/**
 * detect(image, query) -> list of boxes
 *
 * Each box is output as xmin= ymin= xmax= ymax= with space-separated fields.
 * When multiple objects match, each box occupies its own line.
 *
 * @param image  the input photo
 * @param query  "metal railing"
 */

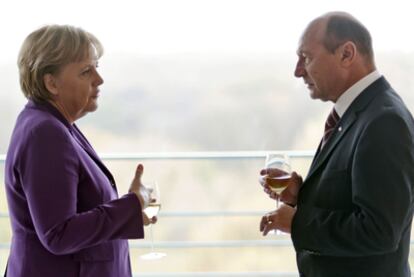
xmin=0 ymin=151 xmax=314 ymax=276
xmin=97 ymin=150 xmax=314 ymax=161
xmin=133 ymin=273 xmax=299 ymax=277
xmin=3 ymin=151 xmax=414 ymax=276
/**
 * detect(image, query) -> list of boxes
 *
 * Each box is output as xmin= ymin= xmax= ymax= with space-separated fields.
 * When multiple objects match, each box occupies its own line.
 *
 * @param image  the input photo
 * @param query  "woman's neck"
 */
xmin=48 ymin=100 xmax=75 ymax=124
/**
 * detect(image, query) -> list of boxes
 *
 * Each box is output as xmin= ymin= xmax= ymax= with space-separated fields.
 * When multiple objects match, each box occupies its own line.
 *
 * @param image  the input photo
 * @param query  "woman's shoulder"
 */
xmin=16 ymin=105 xmax=72 ymax=142
xmin=7 ymin=104 xmax=76 ymax=165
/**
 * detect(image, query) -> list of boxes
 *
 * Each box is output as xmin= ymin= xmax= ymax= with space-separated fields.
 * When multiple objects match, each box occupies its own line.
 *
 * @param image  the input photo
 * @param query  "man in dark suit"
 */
xmin=260 ymin=12 xmax=414 ymax=277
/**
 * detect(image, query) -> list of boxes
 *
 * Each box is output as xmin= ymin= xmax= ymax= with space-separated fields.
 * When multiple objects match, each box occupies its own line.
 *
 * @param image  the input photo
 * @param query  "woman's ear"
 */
xmin=43 ymin=73 xmax=59 ymax=96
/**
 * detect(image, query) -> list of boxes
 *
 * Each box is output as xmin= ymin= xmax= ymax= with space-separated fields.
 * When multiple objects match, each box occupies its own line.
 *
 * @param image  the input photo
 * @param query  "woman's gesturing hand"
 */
xmin=129 ymin=164 xmax=152 ymax=209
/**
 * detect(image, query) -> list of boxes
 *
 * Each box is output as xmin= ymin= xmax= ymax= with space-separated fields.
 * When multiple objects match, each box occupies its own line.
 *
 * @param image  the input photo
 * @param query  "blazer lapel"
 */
xmin=305 ymin=112 xmax=357 ymax=180
xmin=71 ymin=125 xmax=117 ymax=187
xmin=303 ymin=76 xmax=390 ymax=185
xmin=30 ymin=101 xmax=117 ymax=187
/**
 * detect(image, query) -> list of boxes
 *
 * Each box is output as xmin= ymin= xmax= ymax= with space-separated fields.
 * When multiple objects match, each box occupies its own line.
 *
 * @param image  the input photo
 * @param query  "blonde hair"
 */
xmin=18 ymin=25 xmax=104 ymax=102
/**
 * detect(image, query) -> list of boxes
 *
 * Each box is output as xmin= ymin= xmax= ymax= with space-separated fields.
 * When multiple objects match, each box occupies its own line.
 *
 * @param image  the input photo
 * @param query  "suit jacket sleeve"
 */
xmin=292 ymin=111 xmax=414 ymax=257
xmin=18 ymin=121 xmax=144 ymax=255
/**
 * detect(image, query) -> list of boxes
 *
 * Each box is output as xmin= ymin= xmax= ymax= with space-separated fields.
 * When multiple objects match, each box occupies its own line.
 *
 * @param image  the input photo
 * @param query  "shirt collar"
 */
xmin=334 ymin=70 xmax=381 ymax=117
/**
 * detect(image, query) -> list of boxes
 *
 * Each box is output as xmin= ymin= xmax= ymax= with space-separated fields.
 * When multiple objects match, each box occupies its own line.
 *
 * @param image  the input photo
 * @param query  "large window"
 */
xmin=1 ymin=0 xmax=414 ymax=275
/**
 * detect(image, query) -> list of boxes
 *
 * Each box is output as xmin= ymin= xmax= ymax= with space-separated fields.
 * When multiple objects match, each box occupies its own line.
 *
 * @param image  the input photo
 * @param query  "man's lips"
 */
xmin=305 ymin=82 xmax=314 ymax=89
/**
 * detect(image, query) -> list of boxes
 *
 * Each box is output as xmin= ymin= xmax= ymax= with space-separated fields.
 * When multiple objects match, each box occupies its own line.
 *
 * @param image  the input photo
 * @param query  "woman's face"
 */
xmin=48 ymin=48 xmax=104 ymax=122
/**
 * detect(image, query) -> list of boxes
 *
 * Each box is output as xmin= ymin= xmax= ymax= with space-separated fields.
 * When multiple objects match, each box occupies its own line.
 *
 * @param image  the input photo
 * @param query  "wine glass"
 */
xmin=140 ymin=181 xmax=166 ymax=260
xmin=264 ymin=153 xmax=292 ymax=234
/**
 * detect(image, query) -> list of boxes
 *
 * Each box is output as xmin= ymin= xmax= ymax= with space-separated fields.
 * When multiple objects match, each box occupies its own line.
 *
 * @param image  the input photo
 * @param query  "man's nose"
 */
xmin=294 ymin=60 xmax=305 ymax=78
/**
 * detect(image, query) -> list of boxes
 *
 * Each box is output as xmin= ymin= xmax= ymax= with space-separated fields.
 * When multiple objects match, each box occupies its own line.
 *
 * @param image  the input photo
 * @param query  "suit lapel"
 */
xmin=305 ymin=112 xmax=357 ymax=180
xmin=303 ymin=77 xmax=390 ymax=185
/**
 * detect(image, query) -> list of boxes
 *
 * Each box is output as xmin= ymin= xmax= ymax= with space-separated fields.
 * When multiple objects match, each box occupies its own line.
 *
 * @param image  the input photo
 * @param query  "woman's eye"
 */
xmin=81 ymin=68 xmax=91 ymax=75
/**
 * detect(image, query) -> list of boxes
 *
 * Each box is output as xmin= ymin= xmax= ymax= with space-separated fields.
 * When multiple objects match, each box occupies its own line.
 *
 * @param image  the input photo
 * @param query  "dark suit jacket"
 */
xmin=291 ymin=77 xmax=414 ymax=277
xmin=5 ymin=100 xmax=144 ymax=277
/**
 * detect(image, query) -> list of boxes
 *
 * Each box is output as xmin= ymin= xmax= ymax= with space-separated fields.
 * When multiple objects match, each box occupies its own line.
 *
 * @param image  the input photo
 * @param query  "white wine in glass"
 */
xmin=140 ymin=182 xmax=166 ymax=260
xmin=264 ymin=153 xmax=292 ymax=235
xmin=265 ymin=153 xmax=292 ymax=195
xmin=144 ymin=203 xmax=161 ymax=218
xmin=266 ymin=174 xmax=292 ymax=194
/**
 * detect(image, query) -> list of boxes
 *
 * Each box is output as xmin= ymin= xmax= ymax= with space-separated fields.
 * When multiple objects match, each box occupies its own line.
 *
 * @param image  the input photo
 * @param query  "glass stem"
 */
xmin=150 ymin=225 xmax=155 ymax=252
xmin=275 ymin=198 xmax=281 ymax=235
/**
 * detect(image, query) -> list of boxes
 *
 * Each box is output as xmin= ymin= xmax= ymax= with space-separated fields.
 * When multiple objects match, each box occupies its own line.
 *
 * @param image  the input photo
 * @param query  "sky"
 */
xmin=1 ymin=0 xmax=413 ymax=64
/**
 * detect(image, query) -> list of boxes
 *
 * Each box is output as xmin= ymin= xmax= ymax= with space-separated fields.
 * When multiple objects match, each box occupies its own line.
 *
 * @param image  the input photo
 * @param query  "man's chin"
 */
xmin=309 ymin=89 xmax=318 ymax=99
xmin=310 ymin=92 xmax=331 ymax=102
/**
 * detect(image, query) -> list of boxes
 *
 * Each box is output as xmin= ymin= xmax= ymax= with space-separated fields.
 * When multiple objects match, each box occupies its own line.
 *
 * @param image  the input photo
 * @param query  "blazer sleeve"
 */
xmin=18 ymin=121 xmax=144 ymax=255
xmin=292 ymin=111 xmax=414 ymax=257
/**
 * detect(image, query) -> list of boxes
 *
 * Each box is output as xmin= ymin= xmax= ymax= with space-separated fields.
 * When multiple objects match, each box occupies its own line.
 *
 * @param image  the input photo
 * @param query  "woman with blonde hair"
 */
xmin=4 ymin=25 xmax=155 ymax=277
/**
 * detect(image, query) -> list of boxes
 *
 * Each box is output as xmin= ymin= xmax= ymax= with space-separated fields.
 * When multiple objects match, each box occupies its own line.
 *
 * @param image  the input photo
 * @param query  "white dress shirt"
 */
xmin=334 ymin=70 xmax=382 ymax=117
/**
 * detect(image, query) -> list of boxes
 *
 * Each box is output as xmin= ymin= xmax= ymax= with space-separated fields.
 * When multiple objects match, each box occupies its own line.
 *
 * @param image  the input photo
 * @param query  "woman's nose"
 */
xmin=94 ymin=71 xmax=104 ymax=86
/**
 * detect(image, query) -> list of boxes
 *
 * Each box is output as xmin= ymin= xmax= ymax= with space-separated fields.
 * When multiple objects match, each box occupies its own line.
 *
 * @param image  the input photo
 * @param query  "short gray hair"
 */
xmin=18 ymin=25 xmax=103 ymax=102
xmin=323 ymin=13 xmax=374 ymax=61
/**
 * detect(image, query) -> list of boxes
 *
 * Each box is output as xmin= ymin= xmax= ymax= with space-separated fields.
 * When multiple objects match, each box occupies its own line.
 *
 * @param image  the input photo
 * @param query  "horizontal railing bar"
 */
xmin=133 ymin=275 xmax=414 ymax=277
xmin=129 ymin=240 xmax=293 ymax=248
xmin=0 ymin=240 xmax=293 ymax=250
xmin=133 ymin=272 xmax=299 ymax=277
xmin=101 ymin=151 xmax=314 ymax=160
xmin=3 ymin=239 xmax=414 ymax=250
xmin=0 ymin=150 xmax=315 ymax=162
xmin=0 ymin=211 xmax=273 ymax=218
xmin=0 ymin=240 xmax=292 ymax=249
xmin=155 ymin=211 xmax=268 ymax=217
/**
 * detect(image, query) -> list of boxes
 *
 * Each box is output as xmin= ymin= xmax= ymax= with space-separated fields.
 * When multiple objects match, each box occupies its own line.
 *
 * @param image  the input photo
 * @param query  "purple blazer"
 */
xmin=4 ymin=100 xmax=144 ymax=277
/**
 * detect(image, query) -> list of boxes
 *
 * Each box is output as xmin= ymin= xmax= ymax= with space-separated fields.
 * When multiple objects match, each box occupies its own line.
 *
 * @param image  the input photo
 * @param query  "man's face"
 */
xmin=294 ymin=20 xmax=342 ymax=102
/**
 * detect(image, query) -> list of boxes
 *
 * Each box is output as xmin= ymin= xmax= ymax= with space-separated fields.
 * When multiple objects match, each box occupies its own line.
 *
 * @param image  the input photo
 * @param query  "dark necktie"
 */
xmin=322 ymin=108 xmax=340 ymax=148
